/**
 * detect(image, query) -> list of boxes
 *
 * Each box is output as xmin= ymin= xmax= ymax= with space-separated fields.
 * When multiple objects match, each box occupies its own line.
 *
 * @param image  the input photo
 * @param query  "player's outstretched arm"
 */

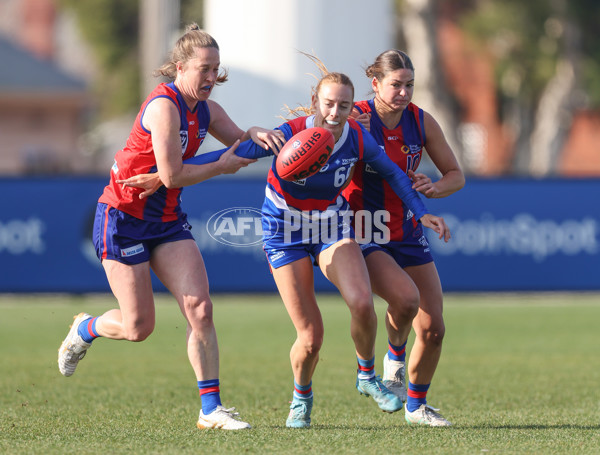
xmin=246 ymin=127 xmax=286 ymax=153
xmin=116 ymin=139 xmax=274 ymax=198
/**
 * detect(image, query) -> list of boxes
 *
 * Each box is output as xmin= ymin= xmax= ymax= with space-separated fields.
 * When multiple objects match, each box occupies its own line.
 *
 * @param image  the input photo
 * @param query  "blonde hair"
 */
xmin=154 ymin=23 xmax=228 ymax=84
xmin=284 ymin=51 xmax=355 ymax=118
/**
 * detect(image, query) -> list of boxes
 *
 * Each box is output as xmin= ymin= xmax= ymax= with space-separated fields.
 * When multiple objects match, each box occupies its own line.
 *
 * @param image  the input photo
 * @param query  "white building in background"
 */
xmin=203 ymin=0 xmax=394 ymax=174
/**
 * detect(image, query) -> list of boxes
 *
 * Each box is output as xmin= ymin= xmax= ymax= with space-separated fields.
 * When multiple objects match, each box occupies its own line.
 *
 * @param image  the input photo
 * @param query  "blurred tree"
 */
xmin=59 ymin=0 xmax=140 ymax=120
xmin=566 ymin=1 xmax=600 ymax=106
xmin=457 ymin=0 xmax=583 ymax=175
xmin=398 ymin=0 xmax=598 ymax=176
xmin=59 ymin=0 xmax=203 ymax=120
xmin=181 ymin=0 xmax=204 ymax=25
xmin=394 ymin=0 xmax=463 ymax=176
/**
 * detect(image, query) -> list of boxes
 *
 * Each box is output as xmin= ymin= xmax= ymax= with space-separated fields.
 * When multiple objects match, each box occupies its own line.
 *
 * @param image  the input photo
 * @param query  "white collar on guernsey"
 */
xmin=306 ymin=115 xmax=349 ymax=155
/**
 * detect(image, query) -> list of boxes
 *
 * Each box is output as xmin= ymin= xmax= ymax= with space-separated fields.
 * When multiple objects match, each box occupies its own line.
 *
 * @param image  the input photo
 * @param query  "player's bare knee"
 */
xmin=184 ymin=295 xmax=214 ymax=326
xmin=301 ymin=335 xmax=323 ymax=356
xmin=345 ymin=289 xmax=374 ymax=319
xmin=384 ymin=284 xmax=420 ymax=320
xmin=125 ymin=323 xmax=154 ymax=342
xmin=298 ymin=326 xmax=324 ymax=355
xmin=388 ymin=294 xmax=419 ymax=322
xmin=351 ymin=303 xmax=377 ymax=326
xmin=422 ymin=324 xmax=446 ymax=347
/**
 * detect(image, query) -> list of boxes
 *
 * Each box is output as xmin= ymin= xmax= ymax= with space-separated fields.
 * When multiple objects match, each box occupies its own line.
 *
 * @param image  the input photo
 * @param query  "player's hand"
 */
xmin=419 ymin=213 xmax=451 ymax=242
xmin=218 ymin=140 xmax=258 ymax=174
xmin=116 ymin=173 xmax=163 ymax=199
xmin=249 ymin=127 xmax=286 ymax=154
xmin=408 ymin=170 xmax=439 ymax=198
xmin=350 ymin=108 xmax=371 ymax=132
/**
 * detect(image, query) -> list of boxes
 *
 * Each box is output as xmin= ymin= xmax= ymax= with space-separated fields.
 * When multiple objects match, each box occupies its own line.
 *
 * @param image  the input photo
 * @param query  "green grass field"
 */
xmin=1 ymin=292 xmax=599 ymax=454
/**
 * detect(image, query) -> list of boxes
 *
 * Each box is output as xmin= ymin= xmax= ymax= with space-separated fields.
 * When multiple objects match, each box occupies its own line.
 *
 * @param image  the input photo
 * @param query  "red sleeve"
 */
xmin=285 ymin=116 xmax=309 ymax=136
xmin=353 ymin=100 xmax=372 ymax=115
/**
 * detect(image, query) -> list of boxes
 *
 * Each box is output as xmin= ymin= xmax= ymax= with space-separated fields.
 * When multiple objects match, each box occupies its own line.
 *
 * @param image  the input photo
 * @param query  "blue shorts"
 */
xmin=359 ymin=224 xmax=433 ymax=268
xmin=93 ymin=202 xmax=194 ymax=265
xmin=263 ymin=211 xmax=354 ymax=269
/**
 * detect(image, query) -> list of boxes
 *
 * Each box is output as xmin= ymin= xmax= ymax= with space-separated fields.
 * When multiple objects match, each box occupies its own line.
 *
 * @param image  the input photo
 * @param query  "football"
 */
xmin=276 ymin=127 xmax=335 ymax=181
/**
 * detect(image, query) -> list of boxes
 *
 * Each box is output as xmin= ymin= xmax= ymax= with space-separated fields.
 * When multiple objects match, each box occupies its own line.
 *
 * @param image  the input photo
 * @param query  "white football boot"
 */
xmin=197 ymin=406 xmax=251 ymax=430
xmin=382 ymin=353 xmax=407 ymax=402
xmin=405 ymin=404 xmax=452 ymax=427
xmin=58 ymin=312 xmax=92 ymax=377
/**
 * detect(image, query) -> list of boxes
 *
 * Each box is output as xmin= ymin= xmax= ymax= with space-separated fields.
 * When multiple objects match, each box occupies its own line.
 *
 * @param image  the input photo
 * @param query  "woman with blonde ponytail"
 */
xmin=57 ymin=23 xmax=283 ymax=431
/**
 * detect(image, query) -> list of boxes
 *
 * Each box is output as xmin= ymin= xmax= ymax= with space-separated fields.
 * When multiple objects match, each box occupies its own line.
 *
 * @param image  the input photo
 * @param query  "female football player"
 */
xmin=253 ymin=68 xmax=448 ymax=429
xmin=346 ymin=49 xmax=465 ymax=426
xmin=57 ymin=23 xmax=284 ymax=431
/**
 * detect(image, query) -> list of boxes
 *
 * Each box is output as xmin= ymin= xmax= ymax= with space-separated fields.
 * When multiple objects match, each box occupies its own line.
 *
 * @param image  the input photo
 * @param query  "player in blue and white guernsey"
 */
xmin=261 ymin=68 xmax=450 ymax=429
xmin=56 ymin=24 xmax=284 ymax=431
xmin=345 ymin=50 xmax=465 ymax=427
xmin=257 ymin=69 xmax=449 ymax=430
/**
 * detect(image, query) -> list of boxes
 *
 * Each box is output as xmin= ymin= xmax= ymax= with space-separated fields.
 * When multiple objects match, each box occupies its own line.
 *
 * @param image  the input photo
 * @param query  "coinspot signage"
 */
xmin=0 ymin=177 xmax=598 ymax=292
xmin=423 ymin=178 xmax=599 ymax=291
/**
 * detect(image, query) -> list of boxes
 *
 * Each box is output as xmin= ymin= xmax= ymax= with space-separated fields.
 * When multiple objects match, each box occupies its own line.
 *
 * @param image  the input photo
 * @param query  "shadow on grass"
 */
xmin=265 ymin=423 xmax=600 ymax=431
xmin=458 ymin=424 xmax=600 ymax=430
xmin=265 ymin=424 xmax=417 ymax=431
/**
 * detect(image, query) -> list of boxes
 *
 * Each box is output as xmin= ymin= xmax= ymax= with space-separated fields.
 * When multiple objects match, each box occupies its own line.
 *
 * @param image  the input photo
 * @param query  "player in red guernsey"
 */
xmin=345 ymin=50 xmax=465 ymax=426
xmin=57 ymin=24 xmax=283 ymax=431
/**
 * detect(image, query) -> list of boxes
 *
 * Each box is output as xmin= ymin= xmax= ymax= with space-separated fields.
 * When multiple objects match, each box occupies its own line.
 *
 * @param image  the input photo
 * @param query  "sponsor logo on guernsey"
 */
xmin=406 ymin=209 xmax=414 ymax=220
xmin=388 ymin=136 xmax=398 ymax=140
xmin=180 ymin=130 xmax=189 ymax=154
xmin=121 ymin=243 xmax=145 ymax=257
xmin=111 ymin=160 xmax=119 ymax=174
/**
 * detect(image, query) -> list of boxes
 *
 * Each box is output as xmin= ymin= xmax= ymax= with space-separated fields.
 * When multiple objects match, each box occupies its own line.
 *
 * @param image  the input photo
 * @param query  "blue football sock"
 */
xmin=387 ymin=340 xmax=406 ymax=362
xmin=406 ymin=381 xmax=430 ymax=412
xmin=357 ymin=356 xmax=376 ymax=381
xmin=77 ymin=316 xmax=101 ymax=343
xmin=198 ymin=379 xmax=222 ymax=415
xmin=292 ymin=380 xmax=313 ymax=401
